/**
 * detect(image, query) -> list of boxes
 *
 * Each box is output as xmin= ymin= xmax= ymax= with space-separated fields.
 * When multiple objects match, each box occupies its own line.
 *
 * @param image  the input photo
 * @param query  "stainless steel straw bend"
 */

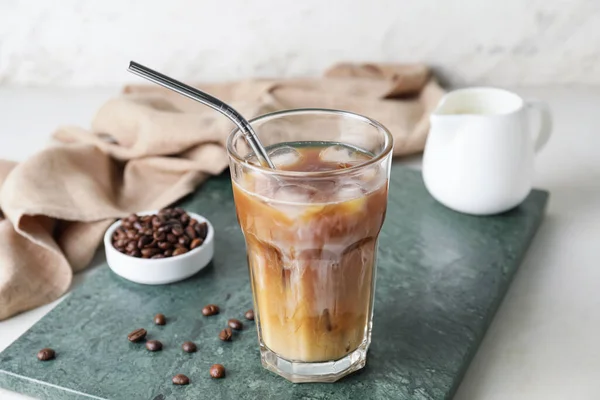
xmin=128 ymin=61 xmax=276 ymax=169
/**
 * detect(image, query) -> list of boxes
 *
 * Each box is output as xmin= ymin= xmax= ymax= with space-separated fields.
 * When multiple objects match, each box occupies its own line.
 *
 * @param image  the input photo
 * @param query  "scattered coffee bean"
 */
xmin=112 ymin=208 xmax=209 ymax=259
xmin=172 ymin=374 xmax=190 ymax=385
xmin=182 ymin=341 xmax=197 ymax=353
xmin=210 ymin=364 xmax=226 ymax=379
xmin=228 ymin=319 xmax=243 ymax=331
xmin=146 ymin=340 xmax=163 ymax=351
xmin=245 ymin=309 xmax=255 ymax=321
xmin=219 ymin=327 xmax=233 ymax=342
xmin=202 ymin=304 xmax=219 ymax=316
xmin=37 ymin=348 xmax=55 ymax=361
xmin=154 ymin=313 xmax=166 ymax=325
xmin=127 ymin=328 xmax=147 ymax=342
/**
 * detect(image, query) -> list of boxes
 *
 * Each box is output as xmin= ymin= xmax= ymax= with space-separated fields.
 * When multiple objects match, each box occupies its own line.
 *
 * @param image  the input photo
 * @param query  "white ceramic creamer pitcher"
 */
xmin=423 ymin=87 xmax=552 ymax=215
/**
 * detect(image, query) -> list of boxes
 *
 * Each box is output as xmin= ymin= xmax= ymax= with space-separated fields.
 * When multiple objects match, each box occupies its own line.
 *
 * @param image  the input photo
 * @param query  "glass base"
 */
xmin=260 ymin=340 xmax=369 ymax=383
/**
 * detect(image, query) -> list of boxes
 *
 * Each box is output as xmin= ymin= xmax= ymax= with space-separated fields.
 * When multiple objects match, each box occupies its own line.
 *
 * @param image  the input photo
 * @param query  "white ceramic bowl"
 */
xmin=104 ymin=210 xmax=214 ymax=285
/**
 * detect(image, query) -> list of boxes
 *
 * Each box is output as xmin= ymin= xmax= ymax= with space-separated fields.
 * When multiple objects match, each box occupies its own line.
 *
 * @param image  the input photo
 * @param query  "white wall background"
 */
xmin=1 ymin=0 xmax=600 ymax=86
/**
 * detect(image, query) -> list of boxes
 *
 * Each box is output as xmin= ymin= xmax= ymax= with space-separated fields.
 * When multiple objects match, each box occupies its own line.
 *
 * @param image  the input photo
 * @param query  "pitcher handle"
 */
xmin=526 ymin=100 xmax=553 ymax=152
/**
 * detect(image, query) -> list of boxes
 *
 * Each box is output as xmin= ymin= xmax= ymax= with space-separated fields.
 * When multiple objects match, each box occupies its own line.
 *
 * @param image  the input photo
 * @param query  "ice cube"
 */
xmin=335 ymin=183 xmax=366 ymax=201
xmin=319 ymin=145 xmax=355 ymax=164
xmin=272 ymin=184 xmax=318 ymax=204
xmin=268 ymin=146 xmax=303 ymax=168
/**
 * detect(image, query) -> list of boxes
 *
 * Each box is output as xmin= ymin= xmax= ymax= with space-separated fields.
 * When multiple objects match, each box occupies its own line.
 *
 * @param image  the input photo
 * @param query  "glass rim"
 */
xmin=226 ymin=108 xmax=394 ymax=178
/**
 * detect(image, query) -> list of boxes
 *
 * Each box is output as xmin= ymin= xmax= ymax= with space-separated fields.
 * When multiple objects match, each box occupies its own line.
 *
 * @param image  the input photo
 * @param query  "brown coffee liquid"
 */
xmin=232 ymin=143 xmax=387 ymax=362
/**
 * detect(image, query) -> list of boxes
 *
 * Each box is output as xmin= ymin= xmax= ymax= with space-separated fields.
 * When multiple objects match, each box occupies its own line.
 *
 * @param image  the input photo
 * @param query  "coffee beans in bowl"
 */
xmin=111 ymin=208 xmax=209 ymax=259
xmin=104 ymin=209 xmax=215 ymax=285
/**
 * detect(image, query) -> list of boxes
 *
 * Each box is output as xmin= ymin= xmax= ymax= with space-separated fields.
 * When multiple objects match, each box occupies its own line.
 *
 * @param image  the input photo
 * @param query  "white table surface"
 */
xmin=0 ymin=86 xmax=599 ymax=400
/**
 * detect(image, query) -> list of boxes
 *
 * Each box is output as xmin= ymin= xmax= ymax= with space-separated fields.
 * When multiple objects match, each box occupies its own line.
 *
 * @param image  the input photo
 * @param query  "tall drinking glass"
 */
xmin=226 ymin=109 xmax=393 ymax=383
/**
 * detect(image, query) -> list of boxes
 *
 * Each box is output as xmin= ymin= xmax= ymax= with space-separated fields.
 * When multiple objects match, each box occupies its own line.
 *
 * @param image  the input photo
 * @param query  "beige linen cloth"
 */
xmin=0 ymin=63 xmax=444 ymax=320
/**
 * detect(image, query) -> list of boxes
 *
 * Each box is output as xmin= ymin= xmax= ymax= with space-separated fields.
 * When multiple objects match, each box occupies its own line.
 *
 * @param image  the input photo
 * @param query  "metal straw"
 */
xmin=128 ymin=61 xmax=276 ymax=169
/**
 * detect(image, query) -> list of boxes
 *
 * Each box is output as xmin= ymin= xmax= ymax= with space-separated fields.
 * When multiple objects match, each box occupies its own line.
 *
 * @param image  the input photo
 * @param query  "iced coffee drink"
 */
xmin=227 ymin=110 xmax=393 ymax=383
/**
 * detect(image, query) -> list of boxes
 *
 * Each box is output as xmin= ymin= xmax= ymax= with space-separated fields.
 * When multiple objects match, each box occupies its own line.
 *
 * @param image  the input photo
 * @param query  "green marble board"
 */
xmin=0 ymin=166 xmax=548 ymax=400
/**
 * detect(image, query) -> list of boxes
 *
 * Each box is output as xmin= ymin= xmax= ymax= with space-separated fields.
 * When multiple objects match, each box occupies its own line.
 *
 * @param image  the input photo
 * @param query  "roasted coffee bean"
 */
xmin=126 ymin=241 xmax=137 ymax=252
xmin=202 ymin=304 xmax=219 ymax=316
xmin=158 ymin=241 xmax=172 ymax=250
xmin=151 ymin=216 xmax=162 ymax=227
xmin=143 ymin=228 xmax=153 ymax=236
xmin=145 ymin=239 xmax=158 ymax=248
xmin=146 ymin=340 xmax=163 ymax=351
xmin=133 ymin=221 xmax=143 ymax=231
xmin=153 ymin=231 xmax=166 ymax=241
xmin=171 ymin=226 xmax=184 ymax=236
xmin=174 ymin=207 xmax=185 ymax=215
xmin=154 ymin=313 xmax=166 ymax=325
xmin=157 ymin=225 xmax=170 ymax=233
xmin=167 ymin=233 xmax=178 ymax=244
xmin=163 ymin=249 xmax=173 ymax=257
xmin=172 ymin=374 xmax=190 ymax=385
xmin=210 ymin=364 xmax=226 ymax=379
xmin=114 ymin=239 xmax=127 ymax=249
xmin=141 ymin=248 xmax=160 ymax=258
xmin=180 ymin=213 xmax=190 ymax=225
xmin=121 ymin=220 xmax=133 ymax=229
xmin=178 ymin=236 xmax=190 ymax=246
xmin=182 ymin=341 xmax=197 ymax=353
xmin=137 ymin=235 xmax=152 ymax=248
xmin=127 ymin=328 xmax=147 ymax=342
xmin=245 ymin=309 xmax=255 ymax=321
xmin=190 ymin=238 xmax=204 ymax=250
xmin=219 ymin=327 xmax=233 ymax=342
xmin=151 ymin=254 xmax=165 ymax=259
xmin=127 ymin=214 xmax=139 ymax=222
xmin=172 ymin=247 xmax=188 ymax=256
xmin=189 ymin=218 xmax=198 ymax=227
xmin=37 ymin=348 xmax=55 ymax=361
xmin=126 ymin=230 xmax=137 ymax=239
xmin=227 ymin=319 xmax=243 ymax=331
xmin=129 ymin=249 xmax=142 ymax=258
xmin=195 ymin=222 xmax=208 ymax=239
xmin=185 ymin=226 xmax=197 ymax=239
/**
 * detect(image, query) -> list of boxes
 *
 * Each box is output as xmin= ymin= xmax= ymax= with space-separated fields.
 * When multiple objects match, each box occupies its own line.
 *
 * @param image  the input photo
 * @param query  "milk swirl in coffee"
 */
xmin=232 ymin=142 xmax=388 ymax=362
